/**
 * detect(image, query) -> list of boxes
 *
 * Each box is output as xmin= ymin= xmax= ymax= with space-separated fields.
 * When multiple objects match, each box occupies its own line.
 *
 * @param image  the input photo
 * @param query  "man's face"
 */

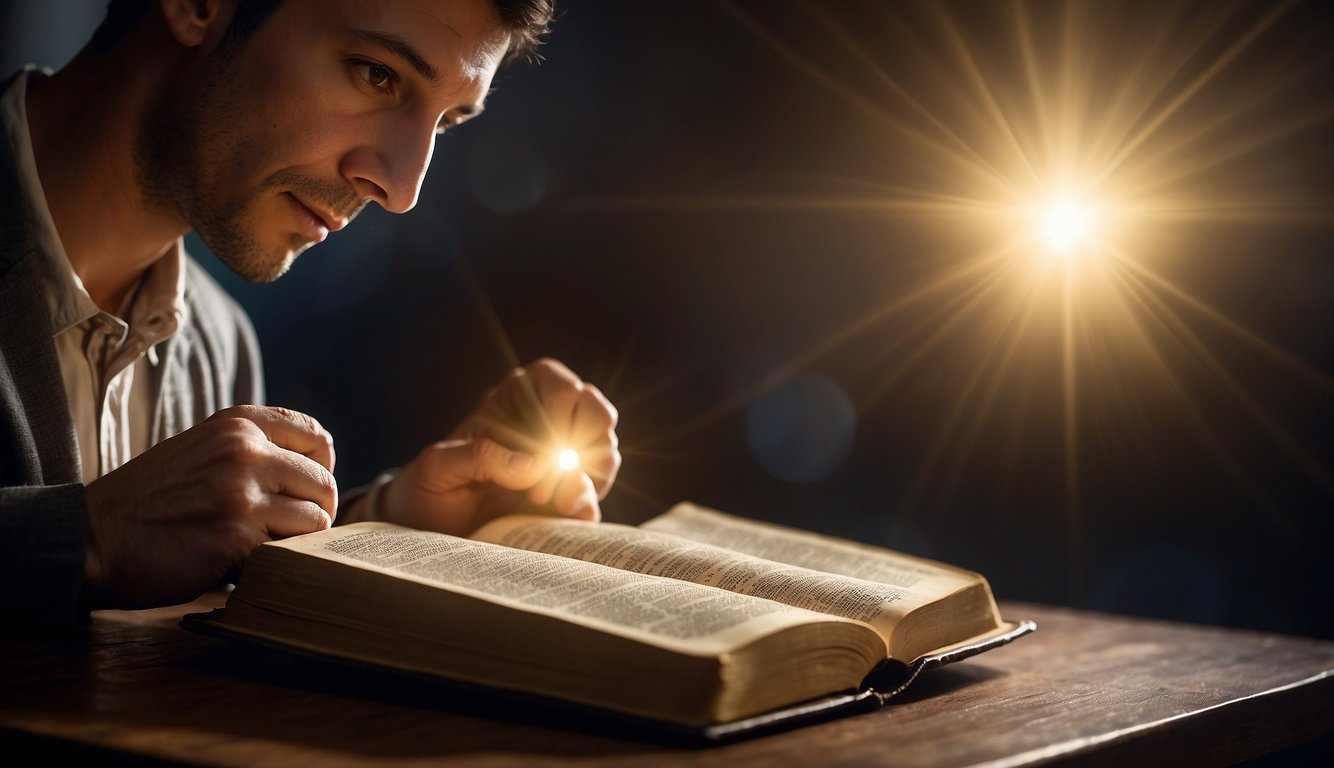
xmin=137 ymin=0 xmax=510 ymax=282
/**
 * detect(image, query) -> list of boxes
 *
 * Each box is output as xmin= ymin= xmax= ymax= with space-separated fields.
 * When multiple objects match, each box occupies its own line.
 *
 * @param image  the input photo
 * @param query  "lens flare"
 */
xmin=550 ymin=1 xmax=1334 ymax=559
xmin=1043 ymin=198 xmax=1095 ymax=255
xmin=555 ymin=448 xmax=581 ymax=472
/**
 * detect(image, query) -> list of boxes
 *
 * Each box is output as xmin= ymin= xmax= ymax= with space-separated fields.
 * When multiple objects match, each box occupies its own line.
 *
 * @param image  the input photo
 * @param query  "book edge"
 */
xmin=179 ymin=610 xmax=1036 ymax=744
xmin=916 ymin=618 xmax=1038 ymax=670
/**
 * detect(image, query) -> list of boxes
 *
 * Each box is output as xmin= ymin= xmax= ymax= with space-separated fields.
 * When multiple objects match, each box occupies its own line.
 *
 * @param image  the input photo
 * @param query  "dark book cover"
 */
xmin=181 ymin=609 xmax=1035 ymax=746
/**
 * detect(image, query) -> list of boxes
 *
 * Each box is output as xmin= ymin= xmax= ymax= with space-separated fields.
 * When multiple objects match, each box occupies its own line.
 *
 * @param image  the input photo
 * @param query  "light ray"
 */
xmin=1094 ymin=0 xmax=1300 ymax=187
xmin=642 ymin=248 xmax=1016 ymax=448
xmin=1081 ymin=3 xmax=1196 ymax=174
xmin=1114 ymin=251 xmax=1334 ymax=395
xmin=897 ymin=266 xmax=1047 ymax=516
xmin=1097 ymin=254 xmax=1279 ymax=508
xmin=454 ymin=256 xmax=567 ymax=453
xmin=562 ymin=193 xmax=1012 ymax=217
xmin=924 ymin=2 xmax=1043 ymax=188
xmin=1108 ymin=250 xmax=1334 ymax=494
xmin=544 ymin=0 xmax=1334 ymax=531
xmin=856 ymin=248 xmax=1023 ymax=411
xmin=1122 ymin=105 xmax=1334 ymax=202
xmin=1061 ymin=249 xmax=1083 ymax=603
xmin=1010 ymin=0 xmax=1053 ymax=167
xmin=716 ymin=0 xmax=1020 ymax=199
xmin=801 ymin=2 xmax=1040 ymax=189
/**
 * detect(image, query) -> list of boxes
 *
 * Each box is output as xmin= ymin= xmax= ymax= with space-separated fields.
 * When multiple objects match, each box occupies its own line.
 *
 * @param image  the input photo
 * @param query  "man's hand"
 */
xmin=83 ymin=405 xmax=338 ymax=610
xmin=378 ymin=358 xmax=621 ymax=536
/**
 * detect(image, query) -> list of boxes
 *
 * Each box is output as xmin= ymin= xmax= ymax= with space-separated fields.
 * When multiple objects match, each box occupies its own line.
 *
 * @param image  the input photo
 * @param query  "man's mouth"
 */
xmin=285 ymin=193 xmax=331 ymax=244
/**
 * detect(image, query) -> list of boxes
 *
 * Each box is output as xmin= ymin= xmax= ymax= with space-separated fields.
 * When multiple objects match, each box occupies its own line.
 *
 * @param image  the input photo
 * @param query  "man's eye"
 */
xmin=353 ymin=61 xmax=396 ymax=93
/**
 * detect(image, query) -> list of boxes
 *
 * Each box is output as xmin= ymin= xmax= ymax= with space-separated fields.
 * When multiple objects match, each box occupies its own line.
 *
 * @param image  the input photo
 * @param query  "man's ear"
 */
xmin=157 ymin=0 xmax=230 ymax=47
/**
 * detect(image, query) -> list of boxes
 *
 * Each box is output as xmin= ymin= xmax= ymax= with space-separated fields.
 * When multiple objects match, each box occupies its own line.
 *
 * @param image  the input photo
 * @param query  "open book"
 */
xmin=183 ymin=503 xmax=1034 ymax=742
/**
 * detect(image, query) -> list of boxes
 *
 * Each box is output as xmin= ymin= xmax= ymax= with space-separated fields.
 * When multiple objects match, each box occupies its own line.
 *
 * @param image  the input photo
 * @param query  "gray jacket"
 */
xmin=0 ymin=71 xmax=264 ymax=626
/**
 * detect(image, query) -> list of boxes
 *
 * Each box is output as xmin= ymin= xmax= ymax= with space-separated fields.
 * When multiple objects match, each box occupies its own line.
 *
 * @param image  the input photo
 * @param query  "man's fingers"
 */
xmin=570 ymin=383 xmax=618 ymax=445
xmin=423 ymin=437 xmax=596 ymax=517
xmin=525 ymin=363 xmax=615 ymax=446
xmin=258 ymin=496 xmax=335 ymax=538
xmin=581 ymin=441 xmax=621 ymax=499
xmin=570 ymin=384 xmax=620 ymax=498
xmin=531 ymin=362 xmax=583 ymax=434
xmin=498 ymin=359 xmax=582 ymax=445
xmin=465 ymin=360 xmax=620 ymax=503
xmin=424 ymin=438 xmax=545 ymax=492
xmin=215 ymin=404 xmax=337 ymax=473
xmin=527 ymin=468 xmax=561 ymax=507
xmin=525 ymin=368 xmax=620 ymax=493
xmin=524 ymin=357 xmax=580 ymax=387
xmin=264 ymin=449 xmax=340 ymax=523
xmin=552 ymin=471 xmax=600 ymax=522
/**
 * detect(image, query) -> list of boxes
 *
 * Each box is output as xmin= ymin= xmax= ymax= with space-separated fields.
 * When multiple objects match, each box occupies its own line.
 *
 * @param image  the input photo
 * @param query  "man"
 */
xmin=0 ymin=0 xmax=621 ymax=627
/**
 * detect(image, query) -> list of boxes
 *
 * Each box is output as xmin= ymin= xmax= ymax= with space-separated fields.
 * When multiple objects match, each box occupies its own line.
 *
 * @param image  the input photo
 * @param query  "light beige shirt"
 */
xmin=2 ymin=66 xmax=186 ymax=484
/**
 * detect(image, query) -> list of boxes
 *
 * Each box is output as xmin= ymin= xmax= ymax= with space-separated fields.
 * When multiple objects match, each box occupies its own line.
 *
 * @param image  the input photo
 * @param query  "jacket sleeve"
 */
xmin=0 ymin=483 xmax=91 ymax=628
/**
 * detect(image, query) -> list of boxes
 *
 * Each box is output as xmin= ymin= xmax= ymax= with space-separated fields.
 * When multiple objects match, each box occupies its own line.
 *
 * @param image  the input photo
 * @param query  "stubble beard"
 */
xmin=133 ymin=44 xmax=299 ymax=284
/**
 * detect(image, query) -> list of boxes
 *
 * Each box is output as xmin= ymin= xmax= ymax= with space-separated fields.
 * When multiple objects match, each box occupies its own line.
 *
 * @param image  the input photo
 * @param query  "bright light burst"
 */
xmin=1042 ymin=198 xmax=1095 ymax=256
xmin=555 ymin=447 xmax=581 ymax=472
xmin=589 ymin=0 xmax=1334 ymax=567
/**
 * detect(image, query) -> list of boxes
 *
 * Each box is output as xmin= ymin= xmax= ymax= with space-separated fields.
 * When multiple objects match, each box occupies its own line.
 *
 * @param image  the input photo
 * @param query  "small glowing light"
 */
xmin=555 ymin=448 xmax=581 ymax=472
xmin=1043 ymin=198 xmax=1094 ymax=254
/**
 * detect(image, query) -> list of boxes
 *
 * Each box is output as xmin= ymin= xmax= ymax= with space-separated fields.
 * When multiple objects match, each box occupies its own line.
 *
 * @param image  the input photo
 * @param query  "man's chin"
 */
xmin=206 ymin=235 xmax=308 ymax=284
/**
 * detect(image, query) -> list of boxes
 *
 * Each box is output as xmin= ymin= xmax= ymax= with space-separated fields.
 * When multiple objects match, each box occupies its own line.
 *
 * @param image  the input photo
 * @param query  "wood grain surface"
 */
xmin=2 ymin=594 xmax=1330 ymax=767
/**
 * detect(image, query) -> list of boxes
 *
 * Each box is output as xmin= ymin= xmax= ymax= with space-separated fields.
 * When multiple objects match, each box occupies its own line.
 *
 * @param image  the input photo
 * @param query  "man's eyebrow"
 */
xmin=340 ymin=26 xmax=440 ymax=84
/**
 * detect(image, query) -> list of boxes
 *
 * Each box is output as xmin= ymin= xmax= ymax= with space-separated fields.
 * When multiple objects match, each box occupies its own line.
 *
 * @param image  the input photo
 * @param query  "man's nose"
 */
xmin=340 ymin=120 xmax=436 ymax=214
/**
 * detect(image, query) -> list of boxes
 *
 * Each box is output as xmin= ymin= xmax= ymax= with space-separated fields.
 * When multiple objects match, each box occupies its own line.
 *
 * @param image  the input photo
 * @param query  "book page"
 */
xmin=267 ymin=523 xmax=841 ymax=654
xmin=474 ymin=515 xmax=921 ymax=643
xmin=640 ymin=503 xmax=981 ymax=594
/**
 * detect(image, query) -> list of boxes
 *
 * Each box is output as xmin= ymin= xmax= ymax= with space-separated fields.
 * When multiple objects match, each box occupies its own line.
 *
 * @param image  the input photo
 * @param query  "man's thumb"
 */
xmin=430 ymin=438 xmax=543 ymax=491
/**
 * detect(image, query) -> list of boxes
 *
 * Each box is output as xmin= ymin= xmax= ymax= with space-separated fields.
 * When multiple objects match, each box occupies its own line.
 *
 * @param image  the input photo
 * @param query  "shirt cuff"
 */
xmin=357 ymin=471 xmax=397 ymax=522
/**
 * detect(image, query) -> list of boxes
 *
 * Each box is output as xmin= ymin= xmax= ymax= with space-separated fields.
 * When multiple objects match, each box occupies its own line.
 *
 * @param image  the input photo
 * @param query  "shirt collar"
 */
xmin=1 ymin=66 xmax=186 ymax=347
xmin=125 ymin=238 xmax=187 ymax=358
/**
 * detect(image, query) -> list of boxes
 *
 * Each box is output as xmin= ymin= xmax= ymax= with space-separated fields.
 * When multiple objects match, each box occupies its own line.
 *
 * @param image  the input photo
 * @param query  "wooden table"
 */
xmin=2 ymin=594 xmax=1330 ymax=767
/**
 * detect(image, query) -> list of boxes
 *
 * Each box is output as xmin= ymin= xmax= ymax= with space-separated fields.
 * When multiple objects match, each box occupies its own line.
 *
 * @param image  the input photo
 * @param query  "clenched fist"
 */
xmin=83 ymin=405 xmax=337 ymax=609
xmin=370 ymin=358 xmax=622 ymax=536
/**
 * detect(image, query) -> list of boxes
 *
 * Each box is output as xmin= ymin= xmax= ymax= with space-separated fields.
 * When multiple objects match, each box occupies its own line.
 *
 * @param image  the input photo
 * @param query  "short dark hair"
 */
xmin=492 ymin=0 xmax=555 ymax=63
xmin=90 ymin=0 xmax=554 ymax=63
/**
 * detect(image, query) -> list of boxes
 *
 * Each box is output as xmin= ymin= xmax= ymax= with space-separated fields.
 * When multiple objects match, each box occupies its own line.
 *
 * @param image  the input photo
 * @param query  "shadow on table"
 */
xmin=172 ymin=636 xmax=1011 ymax=755
xmin=888 ymin=663 xmax=1009 ymax=704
